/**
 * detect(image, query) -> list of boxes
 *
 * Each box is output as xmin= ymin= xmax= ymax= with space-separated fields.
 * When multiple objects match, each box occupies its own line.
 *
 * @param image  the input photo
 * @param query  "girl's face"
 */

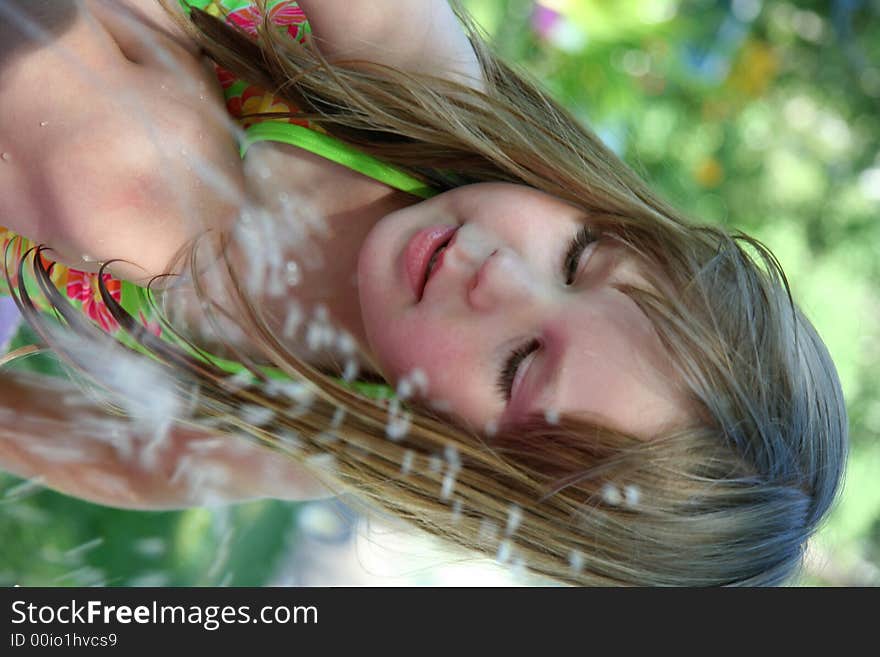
xmin=357 ymin=183 xmax=688 ymax=436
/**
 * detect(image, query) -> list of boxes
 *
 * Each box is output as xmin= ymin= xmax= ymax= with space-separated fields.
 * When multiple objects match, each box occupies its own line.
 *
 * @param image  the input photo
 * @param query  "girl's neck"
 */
xmin=184 ymin=139 xmax=418 ymax=378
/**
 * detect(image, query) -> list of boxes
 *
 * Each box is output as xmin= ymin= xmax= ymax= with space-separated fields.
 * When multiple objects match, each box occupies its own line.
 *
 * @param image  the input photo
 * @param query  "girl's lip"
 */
xmin=404 ymin=225 xmax=459 ymax=301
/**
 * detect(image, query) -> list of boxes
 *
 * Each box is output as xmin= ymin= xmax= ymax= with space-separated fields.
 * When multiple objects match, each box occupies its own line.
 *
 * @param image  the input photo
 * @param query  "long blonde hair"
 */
xmin=8 ymin=0 xmax=847 ymax=585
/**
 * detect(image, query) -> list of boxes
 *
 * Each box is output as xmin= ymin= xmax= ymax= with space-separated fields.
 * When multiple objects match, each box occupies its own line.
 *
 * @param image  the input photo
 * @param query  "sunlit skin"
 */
xmin=0 ymin=2 xmax=697 ymax=509
xmin=356 ymin=183 xmax=690 ymax=437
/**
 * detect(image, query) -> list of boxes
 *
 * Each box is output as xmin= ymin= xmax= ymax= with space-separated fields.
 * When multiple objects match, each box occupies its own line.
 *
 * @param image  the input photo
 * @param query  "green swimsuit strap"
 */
xmin=240 ymin=122 xmax=438 ymax=200
xmin=118 ymin=282 xmax=394 ymax=399
xmin=118 ymin=123 xmax=436 ymax=399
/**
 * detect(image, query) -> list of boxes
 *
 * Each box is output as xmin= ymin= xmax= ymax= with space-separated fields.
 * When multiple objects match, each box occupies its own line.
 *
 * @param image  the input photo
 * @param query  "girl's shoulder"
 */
xmin=0 ymin=0 xmax=245 ymax=284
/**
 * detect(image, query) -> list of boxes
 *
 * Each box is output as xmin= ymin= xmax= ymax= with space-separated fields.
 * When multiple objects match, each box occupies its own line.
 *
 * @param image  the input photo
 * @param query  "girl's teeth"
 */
xmin=427 ymin=245 xmax=446 ymax=278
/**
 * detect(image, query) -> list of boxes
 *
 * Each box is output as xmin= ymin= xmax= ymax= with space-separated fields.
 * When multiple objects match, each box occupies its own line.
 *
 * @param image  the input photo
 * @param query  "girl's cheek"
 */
xmin=374 ymin=322 xmax=493 ymax=427
xmin=408 ymin=340 xmax=475 ymax=401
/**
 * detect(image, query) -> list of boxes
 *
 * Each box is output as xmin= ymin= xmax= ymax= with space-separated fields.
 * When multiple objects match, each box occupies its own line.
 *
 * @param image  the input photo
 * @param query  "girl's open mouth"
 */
xmin=404 ymin=225 xmax=459 ymax=301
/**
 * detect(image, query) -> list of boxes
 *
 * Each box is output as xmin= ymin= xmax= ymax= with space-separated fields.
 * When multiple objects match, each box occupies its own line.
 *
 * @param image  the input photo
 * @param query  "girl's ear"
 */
xmin=0 ymin=371 xmax=331 ymax=510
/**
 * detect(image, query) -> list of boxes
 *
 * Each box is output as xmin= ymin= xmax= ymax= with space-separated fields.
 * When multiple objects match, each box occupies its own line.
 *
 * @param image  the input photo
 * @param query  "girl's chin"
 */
xmin=357 ymin=206 xmax=419 ymax=307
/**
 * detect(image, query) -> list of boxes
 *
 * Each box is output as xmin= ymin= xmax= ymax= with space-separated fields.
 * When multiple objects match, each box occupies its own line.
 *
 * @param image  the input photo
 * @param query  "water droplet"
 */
xmin=400 ymin=450 xmax=415 ymax=475
xmin=223 ymin=370 xmax=255 ymax=392
xmin=64 ymin=537 xmax=104 ymax=561
xmin=240 ymin=403 xmax=275 ymax=427
xmin=544 ymin=407 xmax=560 ymax=425
xmin=396 ymin=379 xmax=413 ymax=400
xmin=342 ymin=359 xmax=359 ymax=382
xmin=568 ymin=549 xmax=584 ymax=573
xmin=306 ymin=322 xmax=335 ymax=351
xmin=624 ymin=484 xmax=641 ymax=507
xmin=313 ymin=304 xmax=329 ymax=323
xmin=283 ymin=304 xmax=303 ymax=338
xmin=81 ymin=254 xmax=93 ymax=262
xmin=299 ymin=501 xmax=348 ymax=540
xmin=133 ymin=537 xmax=167 ymax=558
xmin=268 ymin=380 xmax=315 ymax=408
xmin=385 ymin=412 xmax=411 ymax=441
xmin=496 ymin=539 xmax=512 ymax=563
xmin=601 ymin=483 xmax=622 ymax=506
xmin=304 ymin=452 xmax=336 ymax=473
xmin=444 ymin=445 xmax=461 ymax=471
xmin=330 ymin=406 xmax=346 ymax=429
xmin=408 ymin=368 xmax=429 ymax=395
xmin=428 ymin=454 xmax=442 ymax=472
xmin=505 ymin=504 xmax=523 ymax=536
xmin=277 ymin=429 xmax=303 ymax=450
xmin=39 ymin=121 xmax=49 ymax=127
xmin=1 ymin=152 xmax=10 ymax=162
xmin=285 ymin=260 xmax=301 ymax=286
xmin=335 ymin=331 xmax=356 ymax=355
xmin=440 ymin=471 xmax=457 ymax=500
xmin=315 ymin=430 xmax=338 ymax=445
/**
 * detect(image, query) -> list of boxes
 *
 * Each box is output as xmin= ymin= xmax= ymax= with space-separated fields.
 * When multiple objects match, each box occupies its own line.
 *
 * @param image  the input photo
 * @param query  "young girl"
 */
xmin=0 ymin=0 xmax=848 ymax=586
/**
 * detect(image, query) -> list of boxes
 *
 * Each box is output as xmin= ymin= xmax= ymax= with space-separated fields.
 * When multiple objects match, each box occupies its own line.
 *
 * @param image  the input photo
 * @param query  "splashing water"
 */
xmin=568 ymin=549 xmax=585 ymax=573
xmin=0 ymin=0 xmax=546 ymax=589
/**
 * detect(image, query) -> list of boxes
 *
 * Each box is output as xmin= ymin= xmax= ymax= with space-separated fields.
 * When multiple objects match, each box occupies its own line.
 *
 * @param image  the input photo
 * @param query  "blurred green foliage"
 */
xmin=465 ymin=0 xmax=880 ymax=584
xmin=0 ymin=486 xmax=298 ymax=587
xmin=1 ymin=0 xmax=878 ymax=586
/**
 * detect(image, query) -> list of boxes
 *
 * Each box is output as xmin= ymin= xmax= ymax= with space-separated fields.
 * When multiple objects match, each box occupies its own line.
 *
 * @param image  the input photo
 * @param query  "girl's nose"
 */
xmin=467 ymin=246 xmax=539 ymax=313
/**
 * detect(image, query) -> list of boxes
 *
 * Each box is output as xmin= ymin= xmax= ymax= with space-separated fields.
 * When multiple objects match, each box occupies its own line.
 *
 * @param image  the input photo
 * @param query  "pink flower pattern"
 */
xmin=226 ymin=1 xmax=308 ymax=41
xmin=66 ymin=270 xmax=122 ymax=334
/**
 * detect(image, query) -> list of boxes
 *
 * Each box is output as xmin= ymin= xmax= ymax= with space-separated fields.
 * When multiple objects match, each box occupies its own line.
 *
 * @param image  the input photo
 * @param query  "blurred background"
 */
xmin=1 ymin=0 xmax=878 ymax=586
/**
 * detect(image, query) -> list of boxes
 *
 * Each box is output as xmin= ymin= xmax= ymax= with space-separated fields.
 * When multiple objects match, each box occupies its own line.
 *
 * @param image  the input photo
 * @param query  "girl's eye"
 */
xmin=495 ymin=225 xmax=597 ymax=403
xmin=496 ymin=338 xmax=541 ymax=403
xmin=563 ymin=225 xmax=598 ymax=285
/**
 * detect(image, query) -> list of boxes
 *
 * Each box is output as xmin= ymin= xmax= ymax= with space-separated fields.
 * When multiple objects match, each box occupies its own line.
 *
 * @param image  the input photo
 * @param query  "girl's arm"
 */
xmin=0 ymin=371 xmax=330 ymax=509
xmin=296 ymin=0 xmax=485 ymax=91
